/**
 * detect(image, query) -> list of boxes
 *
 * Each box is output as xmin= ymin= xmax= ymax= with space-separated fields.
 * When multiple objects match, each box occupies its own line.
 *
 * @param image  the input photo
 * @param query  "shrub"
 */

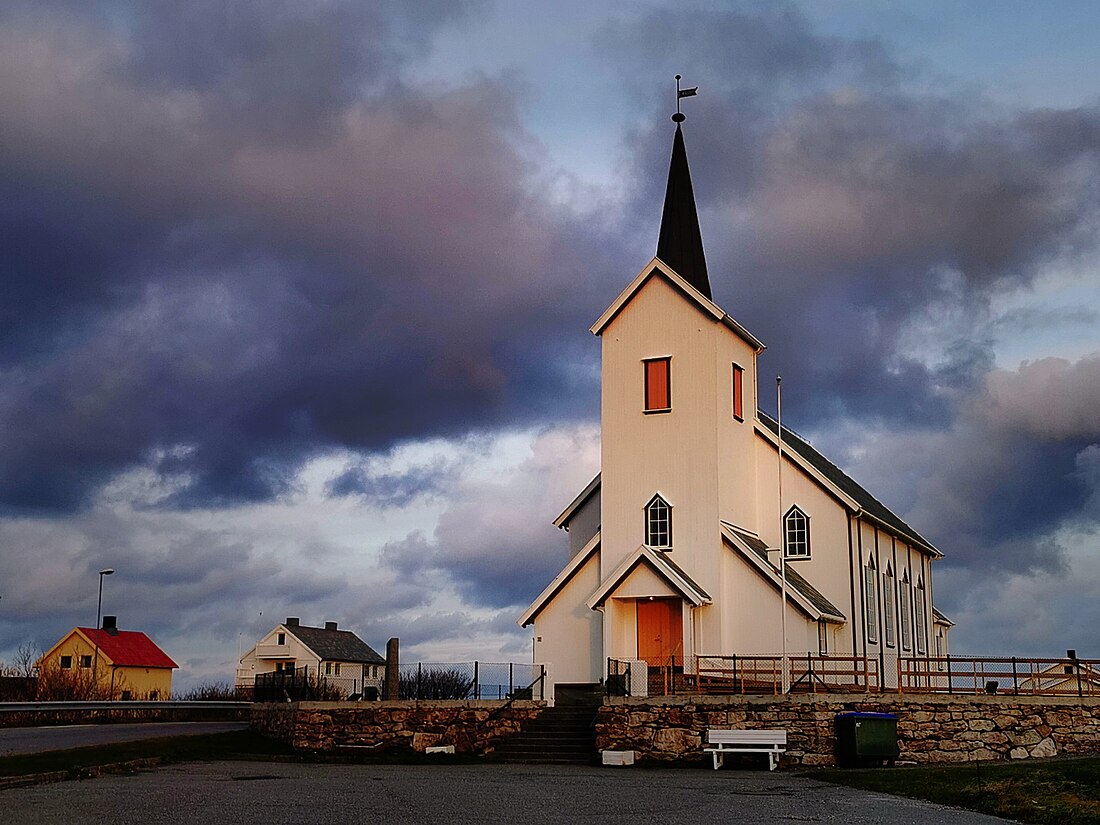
xmin=398 ymin=667 xmax=473 ymax=700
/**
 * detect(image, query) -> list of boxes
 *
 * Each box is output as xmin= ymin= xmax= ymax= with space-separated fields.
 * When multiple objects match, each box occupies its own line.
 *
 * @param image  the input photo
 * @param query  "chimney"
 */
xmin=285 ymin=617 xmax=299 ymax=627
xmin=102 ymin=615 xmax=118 ymax=635
xmin=325 ymin=621 xmax=338 ymax=631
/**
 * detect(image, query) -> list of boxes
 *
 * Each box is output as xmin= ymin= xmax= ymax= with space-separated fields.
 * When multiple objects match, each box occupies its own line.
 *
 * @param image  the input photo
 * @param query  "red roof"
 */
xmin=77 ymin=628 xmax=178 ymax=669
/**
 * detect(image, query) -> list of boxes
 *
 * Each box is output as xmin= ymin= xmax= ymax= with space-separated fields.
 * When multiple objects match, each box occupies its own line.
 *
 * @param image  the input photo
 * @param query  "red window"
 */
xmin=644 ymin=358 xmax=671 ymax=412
xmin=732 ymin=364 xmax=744 ymax=420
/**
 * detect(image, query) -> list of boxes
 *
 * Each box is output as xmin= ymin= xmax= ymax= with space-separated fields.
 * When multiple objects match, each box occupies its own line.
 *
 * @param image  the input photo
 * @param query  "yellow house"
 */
xmin=37 ymin=616 xmax=177 ymax=699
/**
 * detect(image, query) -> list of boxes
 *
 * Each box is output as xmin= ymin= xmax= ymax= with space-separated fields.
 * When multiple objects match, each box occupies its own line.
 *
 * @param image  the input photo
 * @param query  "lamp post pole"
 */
xmin=92 ymin=568 xmax=114 ymax=692
xmin=777 ymin=377 xmax=789 ymax=694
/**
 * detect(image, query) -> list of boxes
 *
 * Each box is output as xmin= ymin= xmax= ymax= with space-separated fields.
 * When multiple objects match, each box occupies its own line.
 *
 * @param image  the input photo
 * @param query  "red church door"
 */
xmin=637 ymin=598 xmax=683 ymax=667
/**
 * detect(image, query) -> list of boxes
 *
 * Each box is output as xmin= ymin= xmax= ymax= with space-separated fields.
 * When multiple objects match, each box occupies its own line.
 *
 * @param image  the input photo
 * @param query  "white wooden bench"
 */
xmin=703 ymin=729 xmax=787 ymax=771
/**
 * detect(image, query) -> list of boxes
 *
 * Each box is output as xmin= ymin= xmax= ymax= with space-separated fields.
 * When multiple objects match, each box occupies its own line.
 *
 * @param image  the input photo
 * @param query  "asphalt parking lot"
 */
xmin=0 ymin=760 xmax=1013 ymax=825
xmin=0 ymin=722 xmax=248 ymax=756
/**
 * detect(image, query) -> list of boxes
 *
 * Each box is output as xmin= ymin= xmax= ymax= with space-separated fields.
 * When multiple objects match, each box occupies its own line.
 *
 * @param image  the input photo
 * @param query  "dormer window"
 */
xmin=644 ymin=358 xmax=671 ymax=413
xmin=645 ymin=494 xmax=672 ymax=549
xmin=783 ymin=506 xmax=809 ymax=558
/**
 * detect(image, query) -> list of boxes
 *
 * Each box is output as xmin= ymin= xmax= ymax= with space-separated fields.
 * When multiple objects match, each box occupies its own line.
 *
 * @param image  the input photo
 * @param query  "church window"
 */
xmin=915 ymin=578 xmax=928 ymax=654
xmin=645 ymin=494 xmax=672 ymax=549
xmin=644 ymin=358 xmax=671 ymax=412
xmin=784 ymin=506 xmax=810 ymax=558
xmin=864 ymin=558 xmax=878 ymax=644
xmin=732 ymin=363 xmax=744 ymax=420
xmin=900 ymin=572 xmax=912 ymax=651
xmin=883 ymin=566 xmax=896 ymax=648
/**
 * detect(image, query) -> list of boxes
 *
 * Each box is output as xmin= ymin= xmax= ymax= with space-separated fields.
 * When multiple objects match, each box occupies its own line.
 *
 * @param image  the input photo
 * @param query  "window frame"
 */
xmin=883 ymin=566 xmax=896 ymax=648
xmin=79 ymin=654 xmax=93 ymax=669
xmin=915 ymin=577 xmax=928 ymax=654
xmin=643 ymin=357 xmax=672 ymax=414
xmin=644 ymin=493 xmax=673 ymax=550
xmin=900 ymin=572 xmax=912 ymax=651
xmin=732 ymin=363 xmax=744 ymax=421
xmin=783 ymin=505 xmax=810 ymax=559
xmin=277 ymin=632 xmax=286 ymax=645
xmin=865 ymin=558 xmax=878 ymax=644
xmin=60 ymin=655 xmax=72 ymax=670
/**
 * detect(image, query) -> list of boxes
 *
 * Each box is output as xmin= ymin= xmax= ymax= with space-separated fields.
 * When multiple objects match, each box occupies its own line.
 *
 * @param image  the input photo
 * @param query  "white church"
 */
xmin=519 ymin=113 xmax=952 ymax=701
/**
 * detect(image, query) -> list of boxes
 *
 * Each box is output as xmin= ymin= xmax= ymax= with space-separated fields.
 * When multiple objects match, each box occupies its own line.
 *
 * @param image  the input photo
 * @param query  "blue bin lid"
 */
xmin=835 ymin=711 xmax=898 ymax=719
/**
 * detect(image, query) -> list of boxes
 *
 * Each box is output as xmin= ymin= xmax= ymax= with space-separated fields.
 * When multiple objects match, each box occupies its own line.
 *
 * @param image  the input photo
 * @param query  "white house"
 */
xmin=519 ymin=116 xmax=952 ymax=701
xmin=236 ymin=617 xmax=385 ymax=695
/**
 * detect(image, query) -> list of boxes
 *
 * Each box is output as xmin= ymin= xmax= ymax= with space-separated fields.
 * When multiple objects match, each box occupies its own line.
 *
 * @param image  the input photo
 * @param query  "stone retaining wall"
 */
xmin=597 ymin=694 xmax=1100 ymax=766
xmin=251 ymin=700 xmax=545 ymax=754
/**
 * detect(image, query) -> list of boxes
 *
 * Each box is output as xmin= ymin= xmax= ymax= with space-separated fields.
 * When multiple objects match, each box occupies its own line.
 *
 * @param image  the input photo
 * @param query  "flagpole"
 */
xmin=778 ymin=376 xmax=789 ymax=694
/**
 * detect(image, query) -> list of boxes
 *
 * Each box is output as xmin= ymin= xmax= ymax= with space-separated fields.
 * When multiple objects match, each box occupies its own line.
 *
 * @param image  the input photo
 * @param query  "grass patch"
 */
xmin=0 ymin=729 xmax=294 ymax=778
xmin=813 ymin=757 xmax=1100 ymax=824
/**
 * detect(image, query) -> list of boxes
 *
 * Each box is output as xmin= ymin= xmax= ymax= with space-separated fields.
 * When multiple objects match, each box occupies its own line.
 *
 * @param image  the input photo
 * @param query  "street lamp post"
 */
xmin=92 ymin=568 xmax=114 ymax=692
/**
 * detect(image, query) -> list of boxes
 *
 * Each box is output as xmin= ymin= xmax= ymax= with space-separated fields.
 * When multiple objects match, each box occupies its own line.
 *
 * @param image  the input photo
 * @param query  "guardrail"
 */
xmin=0 ymin=700 xmax=250 ymax=713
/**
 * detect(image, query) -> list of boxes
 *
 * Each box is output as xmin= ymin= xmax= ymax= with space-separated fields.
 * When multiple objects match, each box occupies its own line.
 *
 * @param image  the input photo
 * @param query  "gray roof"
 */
xmin=758 ymin=412 xmax=939 ymax=555
xmin=287 ymin=624 xmax=385 ymax=664
xmin=724 ymin=524 xmax=845 ymax=621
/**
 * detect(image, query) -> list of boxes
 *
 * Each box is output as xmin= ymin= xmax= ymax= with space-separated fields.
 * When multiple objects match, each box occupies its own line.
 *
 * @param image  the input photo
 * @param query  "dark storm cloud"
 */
xmin=603 ymin=6 xmax=1100 ymax=432
xmin=0 ymin=3 xmax=616 ymax=513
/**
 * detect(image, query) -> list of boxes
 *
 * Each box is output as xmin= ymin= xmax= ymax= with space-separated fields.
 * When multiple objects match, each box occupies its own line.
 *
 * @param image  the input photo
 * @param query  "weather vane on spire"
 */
xmin=673 ymin=75 xmax=697 ymax=123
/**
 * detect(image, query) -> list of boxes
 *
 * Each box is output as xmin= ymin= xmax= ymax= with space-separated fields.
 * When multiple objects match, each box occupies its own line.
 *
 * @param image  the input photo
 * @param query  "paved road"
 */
xmin=0 ymin=722 xmax=247 ymax=756
xmin=0 ymin=761 xmax=1014 ymax=824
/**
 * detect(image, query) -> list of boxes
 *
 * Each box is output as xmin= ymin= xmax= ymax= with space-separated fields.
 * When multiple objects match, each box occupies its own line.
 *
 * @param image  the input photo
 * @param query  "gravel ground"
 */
xmin=0 ymin=760 xmax=1014 ymax=825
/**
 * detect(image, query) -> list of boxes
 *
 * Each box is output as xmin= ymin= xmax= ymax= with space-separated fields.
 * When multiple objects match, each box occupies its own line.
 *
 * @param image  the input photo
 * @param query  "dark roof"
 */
xmin=78 ymin=628 xmax=177 ymax=669
xmin=656 ymin=124 xmax=711 ymax=299
xmin=723 ymin=525 xmax=845 ymax=620
xmin=932 ymin=607 xmax=954 ymax=626
xmin=757 ymin=412 xmax=939 ymax=555
xmin=287 ymin=624 xmax=385 ymax=664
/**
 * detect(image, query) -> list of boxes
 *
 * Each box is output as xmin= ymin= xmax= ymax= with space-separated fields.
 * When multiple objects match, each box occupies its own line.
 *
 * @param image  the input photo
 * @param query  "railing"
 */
xmin=605 ymin=653 xmax=1100 ymax=698
xmin=0 ymin=700 xmax=248 ymax=713
xmin=396 ymin=662 xmax=545 ymax=701
xmin=899 ymin=655 xmax=1100 ymax=697
xmin=695 ymin=655 xmax=879 ymax=695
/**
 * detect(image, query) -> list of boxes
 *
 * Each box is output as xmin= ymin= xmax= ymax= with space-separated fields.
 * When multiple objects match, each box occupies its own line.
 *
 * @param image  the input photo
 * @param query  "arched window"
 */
xmin=864 ymin=556 xmax=878 ymax=644
xmin=899 ymin=571 xmax=912 ymax=651
xmin=883 ymin=564 xmax=896 ymax=648
xmin=915 ymin=577 xmax=928 ymax=654
xmin=783 ymin=506 xmax=810 ymax=559
xmin=645 ymin=494 xmax=672 ymax=549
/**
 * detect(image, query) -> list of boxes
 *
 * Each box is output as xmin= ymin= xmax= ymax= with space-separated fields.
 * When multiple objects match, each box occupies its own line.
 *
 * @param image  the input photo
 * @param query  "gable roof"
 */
xmin=553 ymin=474 xmax=600 ymax=529
xmin=756 ymin=412 xmax=941 ymax=557
xmin=656 ymin=123 xmax=710 ymax=299
xmin=590 ymin=258 xmax=765 ymax=352
xmin=586 ymin=544 xmax=711 ymax=610
xmin=721 ymin=523 xmax=845 ymax=622
xmin=932 ymin=607 xmax=955 ymax=627
xmin=75 ymin=628 xmax=178 ymax=669
xmin=517 ymin=531 xmax=601 ymax=627
xmin=286 ymin=623 xmax=385 ymax=665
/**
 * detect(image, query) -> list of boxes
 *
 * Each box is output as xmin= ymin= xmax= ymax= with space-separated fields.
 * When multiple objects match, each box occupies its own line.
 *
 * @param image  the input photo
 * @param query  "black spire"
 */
xmin=656 ymin=121 xmax=711 ymax=299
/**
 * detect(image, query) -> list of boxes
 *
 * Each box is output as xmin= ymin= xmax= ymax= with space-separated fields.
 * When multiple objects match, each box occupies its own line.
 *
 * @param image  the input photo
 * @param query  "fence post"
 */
xmin=509 ymin=662 xmax=514 ymax=696
xmin=417 ymin=662 xmax=422 ymax=700
xmin=473 ymin=661 xmax=479 ymax=700
xmin=1070 ymin=650 xmax=1082 ymax=698
xmin=733 ymin=655 xmax=739 ymax=696
xmin=947 ymin=654 xmax=953 ymax=694
xmin=808 ymin=653 xmax=815 ymax=694
xmin=1012 ymin=657 xmax=1018 ymax=695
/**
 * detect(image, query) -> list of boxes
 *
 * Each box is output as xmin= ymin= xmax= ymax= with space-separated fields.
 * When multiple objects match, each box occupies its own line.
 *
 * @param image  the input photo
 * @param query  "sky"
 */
xmin=1 ymin=1 xmax=1099 ymax=691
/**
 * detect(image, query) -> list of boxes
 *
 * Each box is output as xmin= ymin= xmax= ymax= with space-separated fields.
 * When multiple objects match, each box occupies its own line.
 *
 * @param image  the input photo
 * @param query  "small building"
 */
xmin=236 ymin=618 xmax=385 ymax=696
xmin=37 ymin=616 xmax=177 ymax=699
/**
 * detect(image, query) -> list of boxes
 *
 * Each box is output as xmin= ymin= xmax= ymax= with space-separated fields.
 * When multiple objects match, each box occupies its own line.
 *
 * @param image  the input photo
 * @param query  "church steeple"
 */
xmin=656 ymin=120 xmax=711 ymax=300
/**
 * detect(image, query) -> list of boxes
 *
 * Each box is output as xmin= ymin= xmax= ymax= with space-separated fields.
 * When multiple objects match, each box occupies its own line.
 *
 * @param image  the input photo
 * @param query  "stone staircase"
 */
xmin=487 ymin=702 xmax=600 ymax=765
